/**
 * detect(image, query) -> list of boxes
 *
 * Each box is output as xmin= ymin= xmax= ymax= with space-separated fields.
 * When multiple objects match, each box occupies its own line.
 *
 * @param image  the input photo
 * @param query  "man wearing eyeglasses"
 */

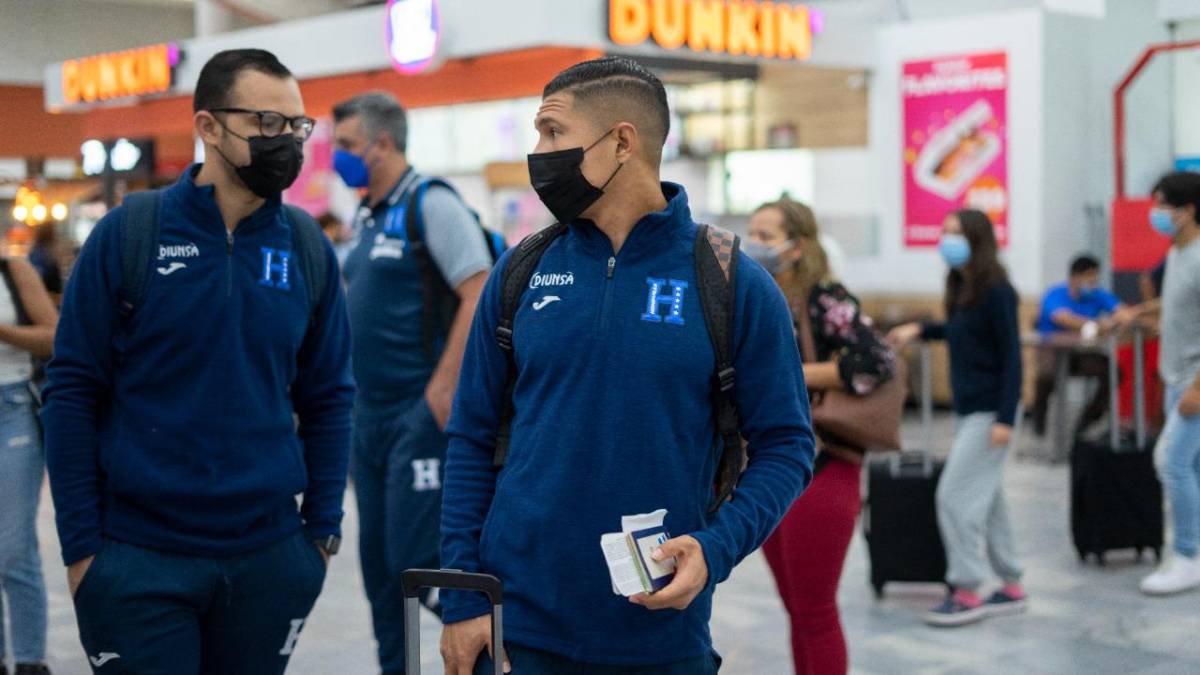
xmin=43 ymin=49 xmax=354 ymax=674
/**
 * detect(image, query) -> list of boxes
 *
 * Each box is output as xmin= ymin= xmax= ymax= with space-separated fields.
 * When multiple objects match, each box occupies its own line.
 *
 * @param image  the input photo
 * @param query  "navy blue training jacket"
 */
xmin=922 ymin=281 xmax=1023 ymax=426
xmin=43 ymin=166 xmax=355 ymax=566
xmin=440 ymin=183 xmax=815 ymax=666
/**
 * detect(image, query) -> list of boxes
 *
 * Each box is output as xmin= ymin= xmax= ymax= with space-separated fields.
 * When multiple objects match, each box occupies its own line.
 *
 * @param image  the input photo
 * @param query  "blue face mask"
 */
xmin=1149 ymin=208 xmax=1177 ymax=237
xmin=939 ymin=233 xmax=971 ymax=269
xmin=333 ymin=149 xmax=370 ymax=188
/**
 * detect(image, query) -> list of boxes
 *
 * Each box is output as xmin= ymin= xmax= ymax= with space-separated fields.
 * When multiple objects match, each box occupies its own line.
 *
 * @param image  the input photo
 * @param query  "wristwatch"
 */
xmin=314 ymin=535 xmax=341 ymax=556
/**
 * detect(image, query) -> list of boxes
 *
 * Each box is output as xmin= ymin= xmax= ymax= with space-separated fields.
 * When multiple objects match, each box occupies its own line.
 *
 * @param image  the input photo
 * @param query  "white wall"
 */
xmin=853 ymin=9 xmax=1046 ymax=297
xmin=1080 ymin=0 xmax=1171 ymax=201
xmin=0 ymin=0 xmax=195 ymax=84
xmin=1172 ymin=20 xmax=1200 ymax=159
xmin=1041 ymin=11 xmax=1096 ymax=287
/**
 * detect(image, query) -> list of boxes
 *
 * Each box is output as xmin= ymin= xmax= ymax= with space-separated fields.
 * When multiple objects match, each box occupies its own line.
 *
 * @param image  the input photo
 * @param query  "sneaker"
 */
xmin=984 ymin=583 xmax=1029 ymax=617
xmin=924 ymin=589 xmax=989 ymax=627
xmin=1141 ymin=554 xmax=1200 ymax=596
xmin=15 ymin=666 xmax=50 ymax=675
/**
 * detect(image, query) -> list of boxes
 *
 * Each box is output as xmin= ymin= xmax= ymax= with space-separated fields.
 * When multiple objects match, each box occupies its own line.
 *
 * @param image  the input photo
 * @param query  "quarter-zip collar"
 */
xmin=169 ymin=163 xmax=282 ymax=237
xmin=364 ymin=167 xmax=419 ymax=214
xmin=571 ymin=182 xmax=691 ymax=260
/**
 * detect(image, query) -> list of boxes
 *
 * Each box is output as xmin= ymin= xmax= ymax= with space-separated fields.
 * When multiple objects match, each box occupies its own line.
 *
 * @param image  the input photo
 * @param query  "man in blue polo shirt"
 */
xmin=332 ymin=91 xmax=493 ymax=675
xmin=43 ymin=49 xmax=353 ymax=674
xmin=439 ymin=57 xmax=814 ymax=675
xmin=1032 ymin=254 xmax=1134 ymax=436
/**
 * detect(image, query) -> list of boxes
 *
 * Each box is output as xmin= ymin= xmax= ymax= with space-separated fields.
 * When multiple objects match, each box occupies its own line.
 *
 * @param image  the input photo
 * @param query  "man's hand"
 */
xmin=990 ymin=423 xmax=1013 ymax=449
xmin=441 ymin=615 xmax=509 ymax=675
xmin=629 ymin=535 xmax=708 ymax=611
xmin=1112 ymin=306 xmax=1139 ymax=328
xmin=1179 ymin=386 xmax=1200 ymax=418
xmin=425 ymin=383 xmax=453 ymax=431
xmin=67 ymin=556 xmax=95 ymax=597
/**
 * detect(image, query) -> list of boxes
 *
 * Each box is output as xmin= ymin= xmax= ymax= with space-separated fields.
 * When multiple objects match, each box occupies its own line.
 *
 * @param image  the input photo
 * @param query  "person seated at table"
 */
xmin=1031 ymin=255 xmax=1135 ymax=437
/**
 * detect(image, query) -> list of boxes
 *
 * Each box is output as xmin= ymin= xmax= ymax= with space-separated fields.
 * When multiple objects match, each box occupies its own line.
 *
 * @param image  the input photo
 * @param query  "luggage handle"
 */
xmin=1107 ymin=324 xmax=1148 ymax=451
xmin=920 ymin=342 xmax=934 ymax=450
xmin=889 ymin=451 xmax=934 ymax=478
xmin=403 ymin=569 xmax=504 ymax=675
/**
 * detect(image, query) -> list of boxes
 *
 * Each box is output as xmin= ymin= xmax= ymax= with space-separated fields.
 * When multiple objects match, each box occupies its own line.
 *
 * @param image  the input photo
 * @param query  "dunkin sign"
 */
xmin=609 ymin=0 xmax=823 ymax=61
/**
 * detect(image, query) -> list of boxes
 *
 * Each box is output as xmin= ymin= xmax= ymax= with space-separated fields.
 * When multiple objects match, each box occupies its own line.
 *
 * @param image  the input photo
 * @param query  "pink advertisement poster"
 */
xmin=902 ymin=51 xmax=1009 ymax=248
xmin=284 ymin=118 xmax=334 ymax=217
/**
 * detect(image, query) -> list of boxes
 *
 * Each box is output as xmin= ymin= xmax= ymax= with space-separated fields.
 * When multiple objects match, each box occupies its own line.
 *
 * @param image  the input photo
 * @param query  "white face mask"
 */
xmin=743 ymin=239 xmax=795 ymax=275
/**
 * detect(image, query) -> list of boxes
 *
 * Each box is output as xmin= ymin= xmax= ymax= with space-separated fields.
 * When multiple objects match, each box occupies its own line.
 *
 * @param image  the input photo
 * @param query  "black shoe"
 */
xmin=15 ymin=665 xmax=51 ymax=675
xmin=1 ymin=663 xmax=8 ymax=675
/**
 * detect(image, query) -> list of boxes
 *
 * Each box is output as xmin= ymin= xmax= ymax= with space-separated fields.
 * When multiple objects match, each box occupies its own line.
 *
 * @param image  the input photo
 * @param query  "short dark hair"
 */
xmin=543 ymin=57 xmax=670 ymax=162
xmin=1153 ymin=171 xmax=1200 ymax=225
xmin=193 ymin=49 xmax=293 ymax=113
xmin=332 ymin=91 xmax=408 ymax=153
xmin=1070 ymin=255 xmax=1101 ymax=277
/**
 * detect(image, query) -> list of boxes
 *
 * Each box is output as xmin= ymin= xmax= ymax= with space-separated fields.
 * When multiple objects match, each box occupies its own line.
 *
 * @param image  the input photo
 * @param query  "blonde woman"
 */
xmin=748 ymin=199 xmax=895 ymax=675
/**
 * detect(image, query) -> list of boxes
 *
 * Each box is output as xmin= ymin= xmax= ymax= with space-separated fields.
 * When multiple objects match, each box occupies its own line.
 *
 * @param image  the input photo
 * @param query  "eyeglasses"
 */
xmin=209 ymin=108 xmax=316 ymax=141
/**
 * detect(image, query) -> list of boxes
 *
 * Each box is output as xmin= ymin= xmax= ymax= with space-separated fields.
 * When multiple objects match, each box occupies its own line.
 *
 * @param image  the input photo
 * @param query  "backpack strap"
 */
xmin=117 ymin=190 xmax=163 ymax=319
xmin=404 ymin=177 xmax=464 ymax=362
xmin=492 ymin=222 xmax=568 ymax=467
xmin=693 ymin=224 xmax=742 ymax=512
xmin=283 ymin=204 xmax=328 ymax=320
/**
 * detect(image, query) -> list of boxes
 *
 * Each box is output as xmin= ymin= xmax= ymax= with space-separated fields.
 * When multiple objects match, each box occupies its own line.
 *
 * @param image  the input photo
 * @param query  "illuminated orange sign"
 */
xmin=62 ymin=43 xmax=181 ymax=106
xmin=609 ymin=0 xmax=822 ymax=61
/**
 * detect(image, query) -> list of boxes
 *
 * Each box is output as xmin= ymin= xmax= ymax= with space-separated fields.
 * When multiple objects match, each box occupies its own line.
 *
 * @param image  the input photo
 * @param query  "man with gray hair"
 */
xmin=332 ymin=91 xmax=494 ymax=674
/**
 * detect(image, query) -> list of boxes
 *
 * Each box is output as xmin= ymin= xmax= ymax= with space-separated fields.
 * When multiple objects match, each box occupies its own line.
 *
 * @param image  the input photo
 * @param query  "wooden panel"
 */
xmin=754 ymin=62 xmax=868 ymax=149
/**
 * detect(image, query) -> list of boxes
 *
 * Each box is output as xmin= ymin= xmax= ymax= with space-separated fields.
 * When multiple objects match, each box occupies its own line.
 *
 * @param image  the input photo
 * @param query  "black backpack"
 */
xmin=401 ymin=177 xmax=507 ymax=361
xmin=116 ymin=190 xmax=328 ymax=321
xmin=492 ymin=222 xmax=744 ymax=512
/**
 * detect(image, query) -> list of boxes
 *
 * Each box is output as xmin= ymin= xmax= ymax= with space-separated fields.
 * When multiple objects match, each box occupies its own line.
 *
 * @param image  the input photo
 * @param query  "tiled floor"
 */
xmin=22 ymin=412 xmax=1200 ymax=674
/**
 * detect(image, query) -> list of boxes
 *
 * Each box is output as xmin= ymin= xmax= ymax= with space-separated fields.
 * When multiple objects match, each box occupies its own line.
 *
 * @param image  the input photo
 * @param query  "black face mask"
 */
xmin=212 ymin=123 xmax=304 ymax=199
xmin=527 ymin=129 xmax=623 ymax=224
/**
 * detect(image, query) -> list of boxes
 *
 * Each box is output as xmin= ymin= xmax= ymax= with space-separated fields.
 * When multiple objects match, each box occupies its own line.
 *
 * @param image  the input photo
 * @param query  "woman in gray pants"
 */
xmin=889 ymin=209 xmax=1026 ymax=628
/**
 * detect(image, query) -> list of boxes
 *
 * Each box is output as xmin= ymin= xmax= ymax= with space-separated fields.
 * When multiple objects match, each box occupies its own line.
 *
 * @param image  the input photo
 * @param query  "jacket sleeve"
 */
xmin=691 ymin=256 xmax=816 ymax=586
xmin=921 ymin=321 xmax=946 ymax=341
xmin=42 ymin=210 xmax=123 ymax=566
xmin=809 ymin=283 xmax=896 ymax=396
xmin=990 ymin=283 xmax=1024 ymax=427
xmin=292 ymin=241 xmax=356 ymax=539
xmin=439 ymin=251 xmax=513 ymax=624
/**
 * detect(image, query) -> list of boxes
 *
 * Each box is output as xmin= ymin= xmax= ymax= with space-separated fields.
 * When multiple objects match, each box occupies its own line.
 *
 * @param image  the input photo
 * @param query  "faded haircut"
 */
xmin=544 ymin=56 xmax=670 ymax=163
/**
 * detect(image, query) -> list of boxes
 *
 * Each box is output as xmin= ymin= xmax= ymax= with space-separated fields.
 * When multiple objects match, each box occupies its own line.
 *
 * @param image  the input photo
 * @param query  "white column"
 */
xmin=195 ymin=0 xmax=235 ymax=37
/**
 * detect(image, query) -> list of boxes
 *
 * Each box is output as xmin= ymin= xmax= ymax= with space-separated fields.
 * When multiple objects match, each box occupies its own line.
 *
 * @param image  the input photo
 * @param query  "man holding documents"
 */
xmin=439 ymin=57 xmax=815 ymax=674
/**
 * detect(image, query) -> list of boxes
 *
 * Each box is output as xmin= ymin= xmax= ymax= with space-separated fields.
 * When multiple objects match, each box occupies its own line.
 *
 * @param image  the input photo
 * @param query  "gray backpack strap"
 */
xmin=694 ymin=224 xmax=742 ymax=512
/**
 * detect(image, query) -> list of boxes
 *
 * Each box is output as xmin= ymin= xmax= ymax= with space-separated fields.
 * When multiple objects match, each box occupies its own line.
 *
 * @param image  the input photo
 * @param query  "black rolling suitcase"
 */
xmin=403 ymin=569 xmax=504 ymax=675
xmin=1070 ymin=327 xmax=1163 ymax=565
xmin=863 ymin=343 xmax=948 ymax=597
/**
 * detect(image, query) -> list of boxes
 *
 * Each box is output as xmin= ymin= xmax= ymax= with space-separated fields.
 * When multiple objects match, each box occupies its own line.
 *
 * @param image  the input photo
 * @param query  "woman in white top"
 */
xmin=0 ymin=255 xmax=58 ymax=675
